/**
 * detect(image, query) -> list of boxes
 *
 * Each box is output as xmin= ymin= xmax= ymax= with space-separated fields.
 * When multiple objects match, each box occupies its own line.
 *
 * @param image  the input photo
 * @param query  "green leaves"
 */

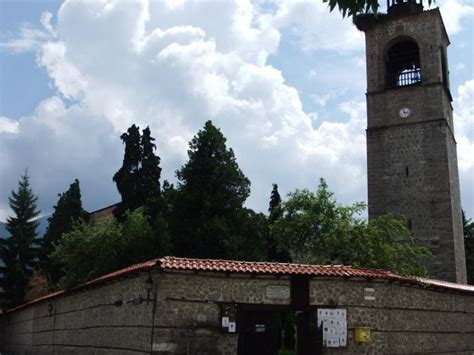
xmin=1 ymin=172 xmax=41 ymax=307
xmin=113 ymin=124 xmax=163 ymax=218
xmin=325 ymin=0 xmax=379 ymax=18
xmin=172 ymin=121 xmax=253 ymax=259
xmin=51 ymin=208 xmax=160 ymax=288
xmin=41 ymin=179 xmax=88 ymax=284
xmin=463 ymin=210 xmax=474 ymax=284
xmin=325 ymin=0 xmax=435 ymax=18
xmin=273 ymin=178 xmax=431 ymax=276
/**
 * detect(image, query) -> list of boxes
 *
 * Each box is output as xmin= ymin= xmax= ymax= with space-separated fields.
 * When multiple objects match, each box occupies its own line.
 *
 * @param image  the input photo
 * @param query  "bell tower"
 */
xmin=355 ymin=0 xmax=467 ymax=283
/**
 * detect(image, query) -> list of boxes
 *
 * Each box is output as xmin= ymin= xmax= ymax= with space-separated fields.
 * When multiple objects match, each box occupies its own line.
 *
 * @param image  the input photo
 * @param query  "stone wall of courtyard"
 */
xmin=1 ymin=268 xmax=473 ymax=354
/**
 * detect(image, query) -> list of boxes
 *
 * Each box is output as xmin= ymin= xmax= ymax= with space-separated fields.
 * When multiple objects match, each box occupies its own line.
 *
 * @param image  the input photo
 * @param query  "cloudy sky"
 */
xmin=0 ymin=0 xmax=472 ymax=223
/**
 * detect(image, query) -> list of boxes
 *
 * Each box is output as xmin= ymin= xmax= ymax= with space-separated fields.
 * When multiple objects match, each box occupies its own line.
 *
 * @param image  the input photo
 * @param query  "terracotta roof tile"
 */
xmin=159 ymin=257 xmax=474 ymax=293
xmin=159 ymin=256 xmax=401 ymax=279
xmin=5 ymin=256 xmax=474 ymax=313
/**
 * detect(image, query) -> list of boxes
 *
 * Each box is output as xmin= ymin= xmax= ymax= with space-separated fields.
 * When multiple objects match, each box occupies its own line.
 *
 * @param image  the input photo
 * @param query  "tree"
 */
xmin=267 ymin=184 xmax=291 ymax=262
xmin=41 ymin=179 xmax=88 ymax=285
xmin=51 ymin=208 xmax=158 ymax=288
xmin=325 ymin=0 xmax=436 ymax=18
xmin=113 ymin=124 xmax=144 ymax=217
xmin=269 ymin=184 xmax=282 ymax=224
xmin=112 ymin=124 xmax=171 ymax=255
xmin=172 ymin=120 xmax=251 ymax=259
xmin=273 ymin=179 xmax=432 ymax=276
xmin=463 ymin=210 xmax=474 ymax=284
xmin=0 ymin=172 xmax=41 ymax=307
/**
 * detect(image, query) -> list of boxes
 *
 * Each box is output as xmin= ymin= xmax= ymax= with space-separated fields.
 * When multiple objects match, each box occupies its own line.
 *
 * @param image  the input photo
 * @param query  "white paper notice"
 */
xmin=221 ymin=317 xmax=229 ymax=327
xmin=228 ymin=322 xmax=236 ymax=333
xmin=317 ymin=308 xmax=347 ymax=348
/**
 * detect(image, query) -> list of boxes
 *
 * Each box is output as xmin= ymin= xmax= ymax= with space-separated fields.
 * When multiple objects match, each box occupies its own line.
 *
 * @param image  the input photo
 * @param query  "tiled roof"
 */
xmin=160 ymin=257 xmax=474 ymax=292
xmin=5 ymin=256 xmax=474 ymax=313
xmin=160 ymin=256 xmax=402 ymax=279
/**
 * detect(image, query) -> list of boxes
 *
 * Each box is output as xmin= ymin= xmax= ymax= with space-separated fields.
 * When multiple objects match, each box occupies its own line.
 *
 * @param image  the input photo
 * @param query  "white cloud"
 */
xmin=439 ymin=0 xmax=474 ymax=35
xmin=0 ymin=97 xmax=122 ymax=221
xmin=453 ymin=80 xmax=474 ymax=215
xmin=0 ymin=117 xmax=19 ymax=134
xmin=0 ymin=0 xmax=472 ymax=223
xmin=0 ymin=25 xmax=50 ymax=53
xmin=40 ymin=11 xmax=56 ymax=37
xmin=269 ymin=1 xmax=364 ymax=53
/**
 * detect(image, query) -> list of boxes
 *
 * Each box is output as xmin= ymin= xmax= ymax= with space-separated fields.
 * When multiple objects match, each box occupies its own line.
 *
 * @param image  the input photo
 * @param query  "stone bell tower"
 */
xmin=355 ymin=0 xmax=467 ymax=283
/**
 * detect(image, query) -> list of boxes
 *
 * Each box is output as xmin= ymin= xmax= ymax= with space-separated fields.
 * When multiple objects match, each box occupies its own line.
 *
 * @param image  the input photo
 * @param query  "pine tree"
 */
xmin=0 ymin=172 xmax=41 ymax=307
xmin=41 ymin=179 xmax=88 ymax=284
xmin=172 ymin=120 xmax=251 ymax=259
xmin=267 ymin=184 xmax=291 ymax=262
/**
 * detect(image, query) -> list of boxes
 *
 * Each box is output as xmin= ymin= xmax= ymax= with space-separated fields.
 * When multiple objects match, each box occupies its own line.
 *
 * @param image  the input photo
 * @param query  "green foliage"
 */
xmin=113 ymin=124 xmax=142 ymax=216
xmin=326 ymin=0 xmax=381 ymax=18
xmin=112 ymin=124 xmax=171 ymax=256
xmin=325 ymin=0 xmax=435 ymax=18
xmin=172 ymin=120 xmax=256 ymax=259
xmin=463 ymin=210 xmax=474 ymax=284
xmin=273 ymin=178 xmax=431 ymax=276
xmin=113 ymin=124 xmax=162 ymax=218
xmin=41 ymin=179 xmax=88 ymax=284
xmin=0 ymin=172 xmax=41 ymax=307
xmin=51 ymin=208 xmax=161 ymax=288
xmin=268 ymin=184 xmax=291 ymax=262
xmin=228 ymin=208 xmax=268 ymax=261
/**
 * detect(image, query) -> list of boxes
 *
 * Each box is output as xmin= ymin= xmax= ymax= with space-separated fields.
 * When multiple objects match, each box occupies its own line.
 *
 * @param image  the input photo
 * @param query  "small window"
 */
xmin=440 ymin=47 xmax=449 ymax=89
xmin=386 ymin=40 xmax=421 ymax=88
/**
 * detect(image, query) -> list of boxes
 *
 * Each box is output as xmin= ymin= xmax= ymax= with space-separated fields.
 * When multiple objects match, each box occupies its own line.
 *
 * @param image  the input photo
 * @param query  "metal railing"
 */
xmin=397 ymin=68 xmax=421 ymax=87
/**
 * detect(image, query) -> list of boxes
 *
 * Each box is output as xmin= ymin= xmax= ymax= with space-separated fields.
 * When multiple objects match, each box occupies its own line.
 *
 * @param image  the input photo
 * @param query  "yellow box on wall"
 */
xmin=354 ymin=327 xmax=371 ymax=343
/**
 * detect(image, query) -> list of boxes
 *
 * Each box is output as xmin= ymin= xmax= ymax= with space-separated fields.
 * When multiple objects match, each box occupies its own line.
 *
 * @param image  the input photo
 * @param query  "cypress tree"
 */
xmin=113 ymin=124 xmax=142 ymax=217
xmin=113 ymin=125 xmax=164 ymax=218
xmin=172 ymin=120 xmax=250 ymax=259
xmin=41 ymin=179 xmax=88 ymax=284
xmin=267 ymin=184 xmax=291 ymax=262
xmin=0 ymin=172 xmax=41 ymax=307
xmin=113 ymin=124 xmax=170 ymax=256
xmin=269 ymin=183 xmax=282 ymax=224
xmin=141 ymin=127 xmax=162 ymax=200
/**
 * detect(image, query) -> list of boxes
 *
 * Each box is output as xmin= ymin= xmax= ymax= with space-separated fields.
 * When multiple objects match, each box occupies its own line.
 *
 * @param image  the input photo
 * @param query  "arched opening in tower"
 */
xmin=385 ymin=40 xmax=421 ymax=88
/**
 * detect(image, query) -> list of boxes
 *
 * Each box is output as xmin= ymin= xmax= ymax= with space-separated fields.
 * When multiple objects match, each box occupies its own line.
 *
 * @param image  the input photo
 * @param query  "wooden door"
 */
xmin=238 ymin=310 xmax=279 ymax=355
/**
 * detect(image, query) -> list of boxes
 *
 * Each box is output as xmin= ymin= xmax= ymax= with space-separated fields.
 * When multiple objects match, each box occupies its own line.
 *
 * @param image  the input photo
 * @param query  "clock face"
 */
xmin=399 ymin=107 xmax=411 ymax=119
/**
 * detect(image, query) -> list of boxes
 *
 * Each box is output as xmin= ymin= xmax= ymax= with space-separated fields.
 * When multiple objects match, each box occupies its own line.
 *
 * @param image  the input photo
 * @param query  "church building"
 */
xmin=1 ymin=1 xmax=473 ymax=354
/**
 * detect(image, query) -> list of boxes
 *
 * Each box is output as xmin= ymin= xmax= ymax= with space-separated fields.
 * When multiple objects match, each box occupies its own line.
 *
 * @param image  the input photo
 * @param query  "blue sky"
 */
xmin=0 ymin=0 xmax=473 ymax=222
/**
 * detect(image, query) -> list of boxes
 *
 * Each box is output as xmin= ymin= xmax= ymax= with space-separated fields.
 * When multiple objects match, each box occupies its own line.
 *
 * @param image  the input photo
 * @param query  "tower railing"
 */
xmin=397 ymin=67 xmax=421 ymax=87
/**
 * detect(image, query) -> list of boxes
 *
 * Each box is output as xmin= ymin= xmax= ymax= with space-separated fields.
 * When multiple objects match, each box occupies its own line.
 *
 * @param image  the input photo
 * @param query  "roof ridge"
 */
xmin=6 ymin=255 xmax=473 ymax=314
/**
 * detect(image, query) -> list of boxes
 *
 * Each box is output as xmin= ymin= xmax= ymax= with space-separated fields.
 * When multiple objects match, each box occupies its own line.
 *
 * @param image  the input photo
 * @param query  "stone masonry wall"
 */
xmin=1 ymin=270 xmax=474 ymax=354
xmin=309 ymin=278 xmax=474 ymax=354
xmin=363 ymin=8 xmax=466 ymax=282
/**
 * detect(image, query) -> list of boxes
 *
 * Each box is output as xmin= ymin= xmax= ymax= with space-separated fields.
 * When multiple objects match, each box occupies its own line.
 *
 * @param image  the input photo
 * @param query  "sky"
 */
xmin=0 ymin=0 xmax=472 ymax=223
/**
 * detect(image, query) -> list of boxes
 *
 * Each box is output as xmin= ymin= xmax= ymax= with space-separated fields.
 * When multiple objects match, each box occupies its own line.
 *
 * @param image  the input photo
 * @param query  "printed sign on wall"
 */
xmin=317 ymin=308 xmax=347 ymax=348
xmin=221 ymin=303 xmax=238 ymax=333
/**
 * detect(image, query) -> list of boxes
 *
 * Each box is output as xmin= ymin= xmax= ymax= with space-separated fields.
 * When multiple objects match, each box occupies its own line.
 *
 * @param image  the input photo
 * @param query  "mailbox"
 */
xmin=354 ymin=327 xmax=371 ymax=343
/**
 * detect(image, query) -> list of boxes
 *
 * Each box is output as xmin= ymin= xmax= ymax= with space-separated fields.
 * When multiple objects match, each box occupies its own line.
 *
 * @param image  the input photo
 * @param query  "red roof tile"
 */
xmin=5 ymin=256 xmax=474 ymax=313
xmin=159 ymin=256 xmax=400 ymax=279
xmin=160 ymin=257 xmax=474 ymax=292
